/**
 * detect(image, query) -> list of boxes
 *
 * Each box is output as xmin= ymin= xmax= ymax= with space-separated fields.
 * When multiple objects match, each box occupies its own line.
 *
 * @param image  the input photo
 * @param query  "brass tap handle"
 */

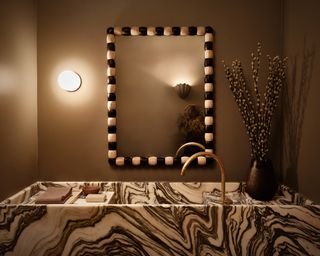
xmin=175 ymin=142 xmax=206 ymax=157
xmin=180 ymin=152 xmax=226 ymax=204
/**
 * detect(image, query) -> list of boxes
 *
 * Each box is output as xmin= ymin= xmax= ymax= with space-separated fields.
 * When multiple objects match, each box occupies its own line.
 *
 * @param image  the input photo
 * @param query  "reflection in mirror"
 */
xmin=106 ymin=26 xmax=214 ymax=166
xmin=117 ymin=36 xmax=203 ymax=156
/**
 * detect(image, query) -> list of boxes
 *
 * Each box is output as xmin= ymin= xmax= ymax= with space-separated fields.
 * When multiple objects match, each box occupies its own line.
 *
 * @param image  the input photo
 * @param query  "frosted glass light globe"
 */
xmin=58 ymin=70 xmax=81 ymax=92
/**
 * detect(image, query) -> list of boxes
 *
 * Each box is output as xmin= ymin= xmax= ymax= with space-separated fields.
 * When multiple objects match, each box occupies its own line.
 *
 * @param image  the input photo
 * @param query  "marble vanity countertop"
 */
xmin=204 ymin=184 xmax=317 ymax=206
xmin=1 ymin=181 xmax=319 ymax=256
xmin=0 ymin=181 xmax=317 ymax=206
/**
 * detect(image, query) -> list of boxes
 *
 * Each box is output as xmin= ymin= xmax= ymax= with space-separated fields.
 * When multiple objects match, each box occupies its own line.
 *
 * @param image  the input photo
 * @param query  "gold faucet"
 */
xmin=175 ymin=142 xmax=206 ymax=157
xmin=180 ymin=151 xmax=227 ymax=204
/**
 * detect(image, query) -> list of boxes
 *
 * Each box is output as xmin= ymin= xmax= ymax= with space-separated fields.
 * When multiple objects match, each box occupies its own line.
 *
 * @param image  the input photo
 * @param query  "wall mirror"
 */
xmin=106 ymin=26 xmax=214 ymax=166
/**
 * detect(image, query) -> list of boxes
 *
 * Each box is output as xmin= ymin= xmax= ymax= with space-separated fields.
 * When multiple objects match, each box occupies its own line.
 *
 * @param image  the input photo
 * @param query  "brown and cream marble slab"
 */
xmin=1 ymin=182 xmax=319 ymax=255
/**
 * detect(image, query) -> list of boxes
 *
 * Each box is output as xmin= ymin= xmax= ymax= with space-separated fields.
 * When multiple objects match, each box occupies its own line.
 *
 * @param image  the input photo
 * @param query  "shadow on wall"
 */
xmin=278 ymin=39 xmax=315 ymax=191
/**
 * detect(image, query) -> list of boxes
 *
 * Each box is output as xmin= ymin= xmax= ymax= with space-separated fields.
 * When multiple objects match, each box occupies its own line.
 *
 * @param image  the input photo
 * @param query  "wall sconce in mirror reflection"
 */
xmin=58 ymin=70 xmax=81 ymax=92
xmin=175 ymin=83 xmax=191 ymax=99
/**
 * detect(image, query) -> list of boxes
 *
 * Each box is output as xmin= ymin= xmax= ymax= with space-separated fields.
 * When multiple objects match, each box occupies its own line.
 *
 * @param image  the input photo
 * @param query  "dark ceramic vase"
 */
xmin=245 ymin=159 xmax=278 ymax=201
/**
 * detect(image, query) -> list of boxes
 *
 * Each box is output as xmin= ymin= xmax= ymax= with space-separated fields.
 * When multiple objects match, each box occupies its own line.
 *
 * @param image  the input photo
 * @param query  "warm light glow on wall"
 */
xmin=0 ymin=65 xmax=16 ymax=94
xmin=57 ymin=70 xmax=81 ymax=92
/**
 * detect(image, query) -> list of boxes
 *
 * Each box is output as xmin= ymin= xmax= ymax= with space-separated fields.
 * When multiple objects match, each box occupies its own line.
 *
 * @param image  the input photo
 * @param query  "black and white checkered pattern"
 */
xmin=106 ymin=26 xmax=215 ymax=166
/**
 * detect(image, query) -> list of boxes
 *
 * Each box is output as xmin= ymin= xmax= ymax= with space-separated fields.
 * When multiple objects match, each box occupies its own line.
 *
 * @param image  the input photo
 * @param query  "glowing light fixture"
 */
xmin=175 ymin=83 xmax=191 ymax=99
xmin=58 ymin=70 xmax=81 ymax=92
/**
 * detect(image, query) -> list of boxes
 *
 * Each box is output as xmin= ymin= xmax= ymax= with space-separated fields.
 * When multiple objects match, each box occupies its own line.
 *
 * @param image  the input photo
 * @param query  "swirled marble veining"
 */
xmin=0 ymin=181 xmax=319 ymax=255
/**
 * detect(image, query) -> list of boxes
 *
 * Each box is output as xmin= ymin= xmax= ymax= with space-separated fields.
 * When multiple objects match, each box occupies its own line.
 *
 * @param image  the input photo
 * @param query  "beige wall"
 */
xmin=2 ymin=0 xmax=319 ymax=203
xmin=283 ymin=0 xmax=320 ymax=202
xmin=0 ymin=0 xmax=37 ymax=200
xmin=37 ymin=0 xmax=282 ymax=182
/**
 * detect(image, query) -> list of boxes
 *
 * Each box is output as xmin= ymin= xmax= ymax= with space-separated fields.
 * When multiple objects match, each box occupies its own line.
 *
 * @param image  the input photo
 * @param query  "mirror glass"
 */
xmin=117 ymin=36 xmax=204 ymax=156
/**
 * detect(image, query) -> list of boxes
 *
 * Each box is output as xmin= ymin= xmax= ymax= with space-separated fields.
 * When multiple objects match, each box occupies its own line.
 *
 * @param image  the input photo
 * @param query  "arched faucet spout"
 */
xmin=175 ymin=142 xmax=206 ymax=157
xmin=181 ymin=151 xmax=226 ymax=204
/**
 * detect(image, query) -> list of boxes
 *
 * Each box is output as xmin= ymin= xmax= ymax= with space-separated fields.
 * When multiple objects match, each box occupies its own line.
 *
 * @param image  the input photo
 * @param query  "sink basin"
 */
xmin=1 ymin=181 xmax=319 ymax=255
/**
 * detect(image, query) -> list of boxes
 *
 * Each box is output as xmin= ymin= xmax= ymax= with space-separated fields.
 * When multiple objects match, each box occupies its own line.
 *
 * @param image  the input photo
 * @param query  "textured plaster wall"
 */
xmin=2 ymin=0 xmax=319 ymax=203
xmin=283 ymin=0 xmax=320 ymax=202
xmin=0 ymin=0 xmax=37 ymax=200
xmin=37 ymin=0 xmax=282 ymax=183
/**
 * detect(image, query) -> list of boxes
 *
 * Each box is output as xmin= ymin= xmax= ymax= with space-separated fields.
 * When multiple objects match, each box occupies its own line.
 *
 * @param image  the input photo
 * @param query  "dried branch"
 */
xmin=223 ymin=43 xmax=287 ymax=161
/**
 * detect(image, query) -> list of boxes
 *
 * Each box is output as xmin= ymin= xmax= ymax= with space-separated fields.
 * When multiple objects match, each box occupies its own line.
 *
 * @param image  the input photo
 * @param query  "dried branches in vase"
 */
xmin=223 ymin=43 xmax=287 ymax=162
xmin=177 ymin=104 xmax=204 ymax=138
xmin=223 ymin=43 xmax=288 ymax=201
xmin=177 ymin=104 xmax=205 ymax=155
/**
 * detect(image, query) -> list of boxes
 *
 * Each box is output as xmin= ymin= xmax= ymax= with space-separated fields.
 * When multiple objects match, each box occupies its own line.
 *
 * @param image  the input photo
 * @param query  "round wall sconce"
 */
xmin=175 ymin=83 xmax=191 ymax=99
xmin=57 ymin=70 xmax=81 ymax=92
